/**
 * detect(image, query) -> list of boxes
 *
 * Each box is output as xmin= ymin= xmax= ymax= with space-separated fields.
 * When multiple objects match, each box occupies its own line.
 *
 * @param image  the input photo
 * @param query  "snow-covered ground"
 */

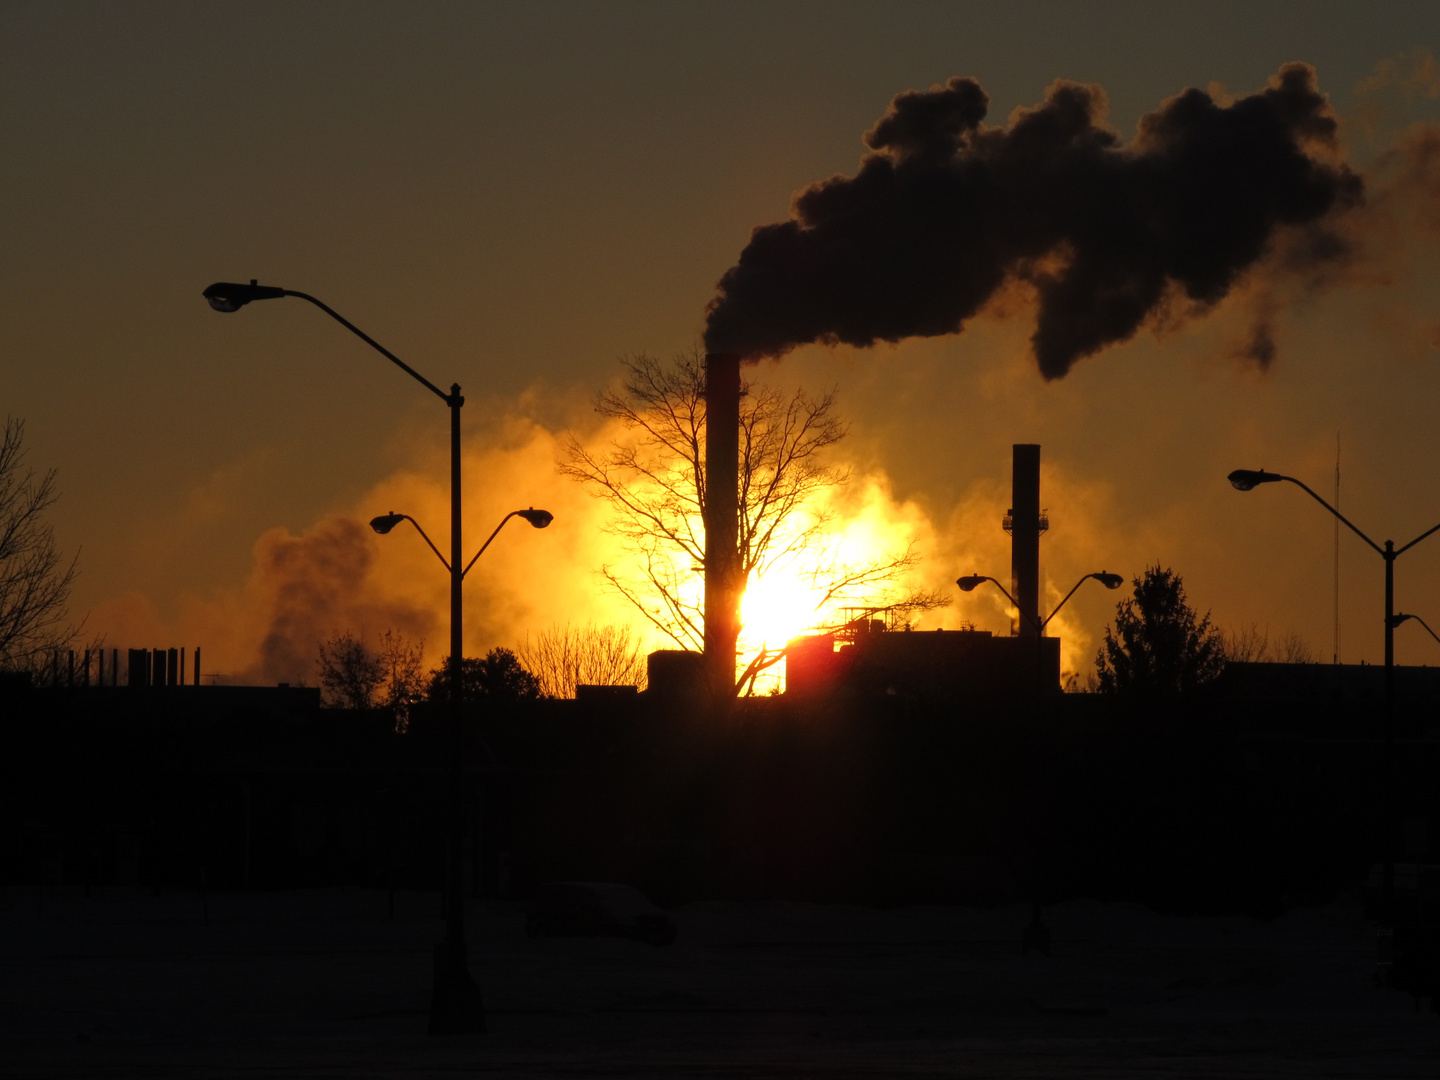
xmin=1 ymin=885 xmax=1435 ymax=1077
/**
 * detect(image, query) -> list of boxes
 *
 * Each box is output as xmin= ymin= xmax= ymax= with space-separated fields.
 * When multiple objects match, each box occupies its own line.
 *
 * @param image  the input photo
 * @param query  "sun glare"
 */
xmin=740 ymin=570 xmax=820 ymax=649
xmin=738 ymin=484 xmax=931 ymax=657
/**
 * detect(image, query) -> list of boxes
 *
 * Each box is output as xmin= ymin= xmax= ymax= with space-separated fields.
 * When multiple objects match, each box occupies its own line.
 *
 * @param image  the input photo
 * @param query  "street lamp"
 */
xmin=1390 ymin=612 xmax=1440 ymax=649
xmin=204 ymin=279 xmax=494 ymax=1034
xmin=957 ymin=571 xmax=1123 ymax=632
xmin=370 ymin=508 xmax=552 ymax=579
xmin=956 ymin=571 xmax=1123 ymax=689
xmin=958 ymin=568 xmax=1122 ymax=949
xmin=1227 ymin=466 xmax=1440 ymax=921
xmin=369 ymin=507 xmax=550 ymax=899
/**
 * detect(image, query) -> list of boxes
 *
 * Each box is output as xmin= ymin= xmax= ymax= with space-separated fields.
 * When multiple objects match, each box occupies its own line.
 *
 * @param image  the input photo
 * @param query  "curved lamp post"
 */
xmin=1390 ymin=612 xmax=1440 ymax=648
xmin=957 ymin=571 xmax=1124 ymax=633
xmin=957 ymin=569 xmax=1122 ymax=943
xmin=371 ymin=508 xmax=553 ymax=577
xmin=956 ymin=571 xmax=1123 ymax=690
xmin=1227 ymin=467 xmax=1440 ymax=922
xmin=204 ymin=279 xmax=497 ymax=1034
xmin=370 ymin=510 xmax=550 ymax=882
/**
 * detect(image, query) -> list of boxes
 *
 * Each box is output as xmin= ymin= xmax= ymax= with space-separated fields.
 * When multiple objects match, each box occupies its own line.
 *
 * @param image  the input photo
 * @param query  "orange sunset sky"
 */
xmin=5 ymin=2 xmax=1440 ymax=687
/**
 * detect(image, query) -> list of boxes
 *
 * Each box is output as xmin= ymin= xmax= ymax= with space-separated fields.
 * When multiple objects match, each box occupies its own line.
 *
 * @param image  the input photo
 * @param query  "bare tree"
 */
xmin=521 ymin=622 xmax=649 ymax=698
xmin=1222 ymin=622 xmax=1271 ymax=663
xmin=561 ymin=350 xmax=944 ymax=694
xmin=1222 ymin=623 xmax=1317 ymax=664
xmin=0 ymin=418 xmax=80 ymax=674
xmin=377 ymin=628 xmax=427 ymax=729
xmin=316 ymin=628 xmax=428 ymax=724
xmin=317 ymin=631 xmax=384 ymax=709
xmin=1273 ymin=630 xmax=1317 ymax=664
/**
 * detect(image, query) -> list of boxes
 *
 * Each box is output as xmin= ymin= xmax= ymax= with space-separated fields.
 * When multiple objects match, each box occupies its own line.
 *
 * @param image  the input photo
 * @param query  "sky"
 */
xmin=4 ymin=1 xmax=1440 ymax=686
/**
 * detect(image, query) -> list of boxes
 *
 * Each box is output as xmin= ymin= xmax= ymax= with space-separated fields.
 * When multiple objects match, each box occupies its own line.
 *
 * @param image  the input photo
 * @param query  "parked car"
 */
xmin=526 ymin=882 xmax=677 ymax=946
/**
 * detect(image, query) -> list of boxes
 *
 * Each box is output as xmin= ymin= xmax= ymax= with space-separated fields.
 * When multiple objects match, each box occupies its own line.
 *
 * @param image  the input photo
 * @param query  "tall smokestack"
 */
xmin=704 ymin=352 xmax=742 ymax=696
xmin=1010 ymin=444 xmax=1041 ymax=640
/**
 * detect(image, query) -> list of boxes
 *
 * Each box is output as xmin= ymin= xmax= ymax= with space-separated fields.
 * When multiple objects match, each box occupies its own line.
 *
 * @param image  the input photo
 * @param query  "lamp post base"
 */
xmin=428 ymin=940 xmax=485 ymax=1035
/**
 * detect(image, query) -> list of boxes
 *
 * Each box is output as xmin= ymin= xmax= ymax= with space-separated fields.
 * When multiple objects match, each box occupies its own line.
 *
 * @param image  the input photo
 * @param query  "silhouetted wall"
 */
xmin=786 ymin=626 xmax=1062 ymax=697
xmin=3 ymin=676 xmax=1435 ymax=916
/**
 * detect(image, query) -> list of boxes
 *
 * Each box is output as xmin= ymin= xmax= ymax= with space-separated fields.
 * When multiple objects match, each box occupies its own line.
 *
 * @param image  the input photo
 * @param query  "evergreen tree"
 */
xmin=1095 ymin=566 xmax=1225 ymax=696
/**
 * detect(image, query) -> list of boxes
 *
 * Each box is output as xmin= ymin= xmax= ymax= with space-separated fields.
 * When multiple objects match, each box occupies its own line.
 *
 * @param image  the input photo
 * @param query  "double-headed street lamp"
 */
xmin=958 ymin=569 xmax=1122 ymax=945
xmin=1227 ymin=467 xmax=1440 ymax=921
xmin=958 ymin=571 xmax=1125 ymax=631
xmin=203 ymin=279 xmax=541 ymax=1034
xmin=956 ymin=571 xmax=1123 ymax=689
xmin=1227 ymin=469 xmax=1440 ymax=690
xmin=370 ymin=507 xmax=550 ymax=961
xmin=371 ymin=508 xmax=553 ymax=578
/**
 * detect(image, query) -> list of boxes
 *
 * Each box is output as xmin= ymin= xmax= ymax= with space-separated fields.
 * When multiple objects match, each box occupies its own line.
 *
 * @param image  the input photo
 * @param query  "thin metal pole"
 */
xmin=1383 ymin=542 xmax=1395 ymax=921
xmin=205 ymin=283 xmax=488 ymax=1031
xmin=450 ymin=386 xmax=464 ymax=949
xmin=1241 ymin=472 xmax=1440 ymax=926
xmin=429 ymin=383 xmax=485 ymax=1034
xmin=1334 ymin=434 xmax=1341 ymax=664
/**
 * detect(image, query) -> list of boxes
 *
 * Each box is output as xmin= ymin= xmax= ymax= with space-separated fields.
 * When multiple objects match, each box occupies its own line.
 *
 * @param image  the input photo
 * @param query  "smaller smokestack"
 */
xmin=1010 ymin=444 xmax=1041 ymax=639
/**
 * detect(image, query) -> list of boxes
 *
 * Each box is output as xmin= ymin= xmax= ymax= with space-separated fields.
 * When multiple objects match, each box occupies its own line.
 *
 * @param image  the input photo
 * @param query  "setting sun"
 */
xmin=743 ymin=482 xmax=942 ymax=647
xmin=740 ymin=571 xmax=821 ymax=649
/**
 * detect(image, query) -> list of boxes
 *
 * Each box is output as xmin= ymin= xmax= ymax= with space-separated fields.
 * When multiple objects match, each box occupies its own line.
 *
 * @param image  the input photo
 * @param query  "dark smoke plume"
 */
xmin=704 ymin=64 xmax=1363 ymax=378
xmin=244 ymin=517 xmax=435 ymax=686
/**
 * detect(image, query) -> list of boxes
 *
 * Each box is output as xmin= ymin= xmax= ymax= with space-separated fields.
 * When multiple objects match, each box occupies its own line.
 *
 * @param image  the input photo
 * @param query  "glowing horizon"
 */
xmin=6 ymin=8 xmax=1440 ymax=685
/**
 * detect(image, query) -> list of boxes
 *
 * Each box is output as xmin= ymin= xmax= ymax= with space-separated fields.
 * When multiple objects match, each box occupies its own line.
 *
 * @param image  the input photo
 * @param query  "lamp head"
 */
xmin=1227 ymin=468 xmax=1281 ymax=492
xmin=369 ymin=513 xmax=404 ymax=535
xmin=517 ymin=507 xmax=553 ymax=529
xmin=1094 ymin=572 xmax=1124 ymax=590
xmin=202 ymin=280 xmax=286 ymax=312
xmin=1389 ymin=613 xmax=1415 ymax=629
xmin=956 ymin=575 xmax=987 ymax=592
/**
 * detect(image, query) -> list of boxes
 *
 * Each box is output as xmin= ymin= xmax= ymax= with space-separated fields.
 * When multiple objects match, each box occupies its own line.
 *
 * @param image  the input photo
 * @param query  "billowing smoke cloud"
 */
xmin=89 ymin=407 xmax=693 ymax=685
xmin=705 ymin=64 xmax=1363 ymax=378
xmin=217 ymin=413 xmax=637 ymax=685
xmin=86 ymin=390 xmax=976 ymax=689
xmin=245 ymin=518 xmax=438 ymax=686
